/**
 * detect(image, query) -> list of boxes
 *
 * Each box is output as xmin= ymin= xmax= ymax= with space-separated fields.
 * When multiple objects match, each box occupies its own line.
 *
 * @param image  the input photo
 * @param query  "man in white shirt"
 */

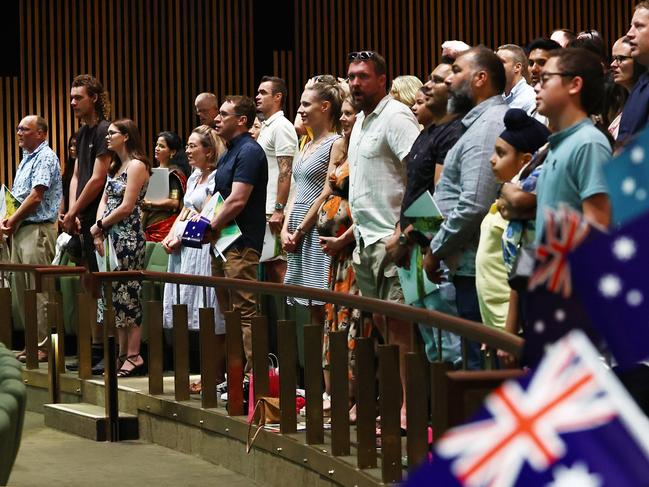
xmin=497 ymin=44 xmax=537 ymax=114
xmin=347 ymin=50 xmax=420 ymax=429
xmin=255 ymin=76 xmax=298 ymax=282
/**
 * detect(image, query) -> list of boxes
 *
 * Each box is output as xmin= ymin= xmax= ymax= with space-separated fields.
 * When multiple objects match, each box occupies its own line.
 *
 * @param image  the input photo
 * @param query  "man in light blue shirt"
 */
xmin=497 ymin=44 xmax=537 ymax=115
xmin=425 ymin=46 xmax=509 ymax=369
xmin=3 ymin=115 xmax=62 ymax=361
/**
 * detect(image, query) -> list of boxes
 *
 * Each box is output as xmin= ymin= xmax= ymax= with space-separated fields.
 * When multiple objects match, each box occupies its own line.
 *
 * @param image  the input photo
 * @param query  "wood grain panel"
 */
xmin=270 ymin=0 xmax=636 ymax=120
xmin=0 ymin=0 xmax=636 ymax=186
xmin=0 ymin=0 xmax=254 ymax=187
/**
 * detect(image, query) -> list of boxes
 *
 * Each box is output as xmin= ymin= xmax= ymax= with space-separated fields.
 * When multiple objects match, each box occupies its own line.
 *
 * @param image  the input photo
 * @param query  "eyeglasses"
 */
xmin=216 ymin=111 xmax=238 ymax=119
xmin=538 ymin=72 xmax=579 ymax=87
xmin=106 ymin=130 xmax=122 ymax=137
xmin=611 ymin=55 xmax=633 ymax=64
xmin=185 ymin=143 xmax=199 ymax=150
xmin=16 ymin=126 xmax=31 ymax=133
xmin=348 ymin=51 xmax=375 ymax=61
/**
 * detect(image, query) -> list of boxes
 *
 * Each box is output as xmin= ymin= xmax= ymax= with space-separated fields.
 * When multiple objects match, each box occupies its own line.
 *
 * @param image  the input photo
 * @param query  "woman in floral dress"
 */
xmin=90 ymin=119 xmax=151 ymax=377
xmin=317 ymin=97 xmax=368 ymax=420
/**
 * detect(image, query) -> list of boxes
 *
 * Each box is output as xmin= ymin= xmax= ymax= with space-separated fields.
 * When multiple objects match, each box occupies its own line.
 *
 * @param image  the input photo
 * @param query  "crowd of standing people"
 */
xmin=7 ymin=2 xmax=649 ymax=426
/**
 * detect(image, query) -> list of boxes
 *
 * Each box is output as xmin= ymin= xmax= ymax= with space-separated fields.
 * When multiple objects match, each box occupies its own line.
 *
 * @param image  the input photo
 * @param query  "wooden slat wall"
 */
xmin=0 ymin=0 xmax=638 ymax=184
xmin=0 ymin=0 xmax=254 ymax=186
xmin=276 ymin=0 xmax=636 ymax=118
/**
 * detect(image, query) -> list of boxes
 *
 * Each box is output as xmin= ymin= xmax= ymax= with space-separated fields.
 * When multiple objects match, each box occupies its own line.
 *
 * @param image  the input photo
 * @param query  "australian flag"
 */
xmin=569 ymin=210 xmax=649 ymax=369
xmin=522 ymin=205 xmax=598 ymax=366
xmin=181 ymin=216 xmax=211 ymax=249
xmin=603 ymin=125 xmax=649 ymax=226
xmin=406 ymin=330 xmax=649 ymax=486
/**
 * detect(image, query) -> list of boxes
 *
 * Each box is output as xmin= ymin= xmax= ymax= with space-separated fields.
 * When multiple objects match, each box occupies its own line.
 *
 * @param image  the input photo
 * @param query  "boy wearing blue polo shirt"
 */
xmin=534 ymin=48 xmax=612 ymax=238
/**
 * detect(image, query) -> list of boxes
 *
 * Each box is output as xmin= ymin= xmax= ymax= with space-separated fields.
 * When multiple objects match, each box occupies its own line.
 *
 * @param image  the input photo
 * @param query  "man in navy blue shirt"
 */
xmin=619 ymin=2 xmax=649 ymax=145
xmin=209 ymin=95 xmax=268 ymax=372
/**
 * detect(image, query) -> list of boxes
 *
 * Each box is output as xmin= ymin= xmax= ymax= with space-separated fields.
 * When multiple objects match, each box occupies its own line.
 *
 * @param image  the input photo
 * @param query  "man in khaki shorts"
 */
xmin=347 ymin=51 xmax=420 ymax=430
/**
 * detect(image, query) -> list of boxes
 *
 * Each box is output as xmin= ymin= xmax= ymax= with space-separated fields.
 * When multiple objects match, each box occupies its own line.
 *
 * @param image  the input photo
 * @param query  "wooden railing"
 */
xmin=1 ymin=264 xmax=524 ymax=484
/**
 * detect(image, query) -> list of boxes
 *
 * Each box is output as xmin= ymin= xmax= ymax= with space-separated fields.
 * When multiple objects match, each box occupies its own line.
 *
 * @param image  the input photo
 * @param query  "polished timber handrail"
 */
xmin=91 ymin=269 xmax=524 ymax=356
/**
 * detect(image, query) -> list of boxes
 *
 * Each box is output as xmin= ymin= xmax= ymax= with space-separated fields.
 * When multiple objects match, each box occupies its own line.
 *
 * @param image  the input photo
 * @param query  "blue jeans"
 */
xmin=415 ymin=277 xmax=462 ymax=367
xmin=453 ymin=275 xmax=483 ymax=370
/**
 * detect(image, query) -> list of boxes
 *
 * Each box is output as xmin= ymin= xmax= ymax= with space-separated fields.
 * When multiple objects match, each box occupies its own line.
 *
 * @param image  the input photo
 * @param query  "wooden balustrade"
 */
xmin=0 ymin=264 xmax=527 ymax=483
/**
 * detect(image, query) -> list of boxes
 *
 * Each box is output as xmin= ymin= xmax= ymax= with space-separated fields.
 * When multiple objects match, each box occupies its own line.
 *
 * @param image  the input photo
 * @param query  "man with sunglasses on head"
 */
xmin=347 ymin=50 xmax=420 ymax=430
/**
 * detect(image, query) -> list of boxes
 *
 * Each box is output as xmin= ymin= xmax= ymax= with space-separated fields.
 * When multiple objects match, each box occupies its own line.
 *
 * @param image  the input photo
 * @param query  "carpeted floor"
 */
xmin=8 ymin=412 xmax=258 ymax=486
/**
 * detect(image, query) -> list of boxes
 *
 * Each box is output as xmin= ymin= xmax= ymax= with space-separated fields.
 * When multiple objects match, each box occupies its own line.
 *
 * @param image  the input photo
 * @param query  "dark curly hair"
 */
xmin=72 ymin=74 xmax=111 ymax=120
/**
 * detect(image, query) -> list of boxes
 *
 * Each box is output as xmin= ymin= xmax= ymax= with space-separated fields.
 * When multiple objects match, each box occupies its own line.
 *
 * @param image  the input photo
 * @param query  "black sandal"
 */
xmin=116 ymin=355 xmax=146 ymax=377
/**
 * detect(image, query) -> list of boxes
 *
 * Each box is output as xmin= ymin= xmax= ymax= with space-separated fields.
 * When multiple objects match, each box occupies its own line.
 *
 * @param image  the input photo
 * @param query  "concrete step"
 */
xmin=43 ymin=402 xmax=139 ymax=441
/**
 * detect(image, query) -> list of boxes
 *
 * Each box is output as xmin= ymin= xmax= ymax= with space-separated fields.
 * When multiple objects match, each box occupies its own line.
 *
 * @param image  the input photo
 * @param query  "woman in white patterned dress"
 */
xmin=161 ymin=125 xmax=227 ymax=391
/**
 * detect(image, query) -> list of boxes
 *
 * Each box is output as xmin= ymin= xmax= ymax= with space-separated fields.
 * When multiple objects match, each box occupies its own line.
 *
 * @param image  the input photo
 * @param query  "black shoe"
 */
xmin=91 ymin=357 xmax=105 ymax=375
xmin=91 ymin=344 xmax=104 ymax=365
xmin=66 ymin=345 xmax=104 ymax=372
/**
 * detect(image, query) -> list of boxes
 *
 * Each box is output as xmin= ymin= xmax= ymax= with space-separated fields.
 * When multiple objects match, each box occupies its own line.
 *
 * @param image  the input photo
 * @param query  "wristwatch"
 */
xmin=96 ymin=219 xmax=104 ymax=230
xmin=274 ymin=203 xmax=285 ymax=211
xmin=398 ymin=232 xmax=409 ymax=246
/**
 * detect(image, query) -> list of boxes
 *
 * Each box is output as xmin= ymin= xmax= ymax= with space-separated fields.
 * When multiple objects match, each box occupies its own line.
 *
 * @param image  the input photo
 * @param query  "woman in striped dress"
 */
xmin=282 ymin=80 xmax=345 ymax=322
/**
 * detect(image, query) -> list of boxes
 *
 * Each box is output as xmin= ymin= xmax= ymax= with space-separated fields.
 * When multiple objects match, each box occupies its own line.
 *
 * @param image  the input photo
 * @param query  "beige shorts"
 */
xmin=351 ymin=236 xmax=404 ymax=303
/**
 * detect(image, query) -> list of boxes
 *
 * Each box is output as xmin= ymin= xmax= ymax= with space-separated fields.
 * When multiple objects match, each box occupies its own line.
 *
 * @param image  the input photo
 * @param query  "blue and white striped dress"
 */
xmin=284 ymin=134 xmax=339 ymax=305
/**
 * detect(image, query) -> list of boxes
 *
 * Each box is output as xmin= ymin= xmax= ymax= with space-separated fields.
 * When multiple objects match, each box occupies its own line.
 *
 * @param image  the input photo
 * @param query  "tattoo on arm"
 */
xmin=277 ymin=156 xmax=293 ymax=184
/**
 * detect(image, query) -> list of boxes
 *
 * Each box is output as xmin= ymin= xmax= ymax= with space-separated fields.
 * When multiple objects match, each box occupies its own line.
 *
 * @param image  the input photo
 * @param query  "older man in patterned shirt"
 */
xmin=3 ymin=115 xmax=62 ymax=362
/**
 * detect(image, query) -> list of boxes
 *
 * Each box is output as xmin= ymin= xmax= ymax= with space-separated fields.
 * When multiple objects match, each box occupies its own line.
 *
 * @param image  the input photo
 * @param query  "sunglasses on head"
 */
xmin=348 ymin=51 xmax=375 ymax=61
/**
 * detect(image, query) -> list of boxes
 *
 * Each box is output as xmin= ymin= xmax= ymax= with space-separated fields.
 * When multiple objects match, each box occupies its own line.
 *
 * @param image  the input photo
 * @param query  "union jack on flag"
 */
xmin=406 ymin=331 xmax=649 ymax=486
xmin=528 ymin=205 xmax=590 ymax=298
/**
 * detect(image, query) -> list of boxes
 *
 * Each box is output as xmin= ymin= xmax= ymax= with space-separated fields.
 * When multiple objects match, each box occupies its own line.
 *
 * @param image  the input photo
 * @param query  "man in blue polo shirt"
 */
xmin=209 ymin=95 xmax=268 ymax=372
xmin=619 ymin=2 xmax=649 ymax=145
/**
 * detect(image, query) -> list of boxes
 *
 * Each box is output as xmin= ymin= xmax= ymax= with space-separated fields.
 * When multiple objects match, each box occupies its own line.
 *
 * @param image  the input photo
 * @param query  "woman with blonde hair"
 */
xmin=390 ymin=75 xmax=424 ymax=108
xmin=161 ymin=125 xmax=227 ymax=390
xmin=282 ymin=81 xmax=344 ymax=319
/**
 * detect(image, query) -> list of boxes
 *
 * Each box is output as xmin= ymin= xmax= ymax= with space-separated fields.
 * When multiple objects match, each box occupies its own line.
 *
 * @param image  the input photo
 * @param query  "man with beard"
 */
xmin=385 ymin=58 xmax=466 ymax=365
xmin=347 ymin=50 xmax=420 ymax=430
xmin=386 ymin=58 xmax=463 ymax=266
xmin=423 ymin=46 xmax=508 ymax=370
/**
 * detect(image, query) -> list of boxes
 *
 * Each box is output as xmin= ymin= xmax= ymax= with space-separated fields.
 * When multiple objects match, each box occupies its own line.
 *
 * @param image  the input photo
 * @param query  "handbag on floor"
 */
xmin=246 ymin=396 xmax=281 ymax=453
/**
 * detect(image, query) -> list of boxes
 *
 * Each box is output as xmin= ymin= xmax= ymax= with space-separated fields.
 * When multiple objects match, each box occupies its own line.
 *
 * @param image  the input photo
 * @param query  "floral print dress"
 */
xmin=99 ymin=170 xmax=148 ymax=328
xmin=317 ymin=159 xmax=368 ymax=370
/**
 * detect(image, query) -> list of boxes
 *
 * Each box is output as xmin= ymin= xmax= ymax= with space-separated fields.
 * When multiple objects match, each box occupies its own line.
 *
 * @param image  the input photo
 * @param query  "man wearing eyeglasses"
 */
xmin=619 ymin=2 xmax=649 ymax=144
xmin=534 ymin=48 xmax=611 ymax=241
xmin=209 ymin=95 xmax=268 ymax=373
xmin=4 ymin=115 xmax=62 ymax=362
xmin=347 ymin=50 xmax=420 ymax=430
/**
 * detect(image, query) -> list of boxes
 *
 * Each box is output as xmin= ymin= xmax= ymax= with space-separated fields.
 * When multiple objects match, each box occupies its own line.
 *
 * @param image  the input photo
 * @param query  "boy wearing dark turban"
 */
xmin=475 ymin=109 xmax=550 ymax=352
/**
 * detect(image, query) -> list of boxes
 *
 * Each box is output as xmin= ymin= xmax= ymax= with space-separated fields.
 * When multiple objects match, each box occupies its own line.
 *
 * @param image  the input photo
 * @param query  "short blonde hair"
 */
xmin=389 ymin=75 xmax=423 ymax=108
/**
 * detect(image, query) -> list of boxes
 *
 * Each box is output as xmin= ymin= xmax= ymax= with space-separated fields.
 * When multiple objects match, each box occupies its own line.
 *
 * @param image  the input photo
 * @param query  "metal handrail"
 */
xmin=91 ymin=270 xmax=524 ymax=356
